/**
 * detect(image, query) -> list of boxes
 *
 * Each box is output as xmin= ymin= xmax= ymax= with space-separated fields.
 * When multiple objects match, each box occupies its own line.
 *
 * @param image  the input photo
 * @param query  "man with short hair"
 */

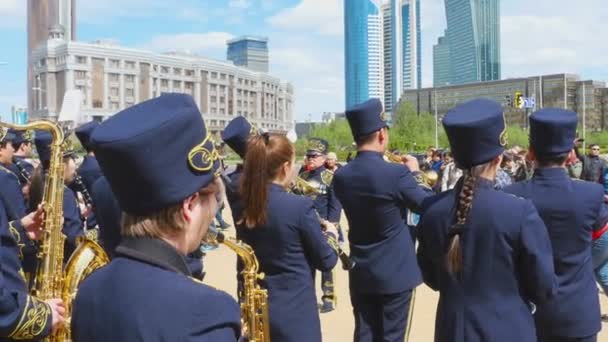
xmin=71 ymin=93 xmax=241 ymax=341
xmin=333 ymin=98 xmax=431 ymax=341
xmin=581 ymin=143 xmax=605 ymax=183
xmin=505 ymin=108 xmax=608 ymax=342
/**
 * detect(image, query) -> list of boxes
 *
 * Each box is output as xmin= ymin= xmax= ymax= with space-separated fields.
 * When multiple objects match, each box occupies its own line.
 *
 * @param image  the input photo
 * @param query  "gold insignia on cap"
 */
xmin=249 ymin=124 xmax=260 ymax=136
xmin=380 ymin=111 xmax=388 ymax=122
xmin=308 ymin=139 xmax=326 ymax=153
xmin=23 ymin=130 xmax=34 ymax=141
xmin=0 ymin=127 xmax=6 ymax=142
xmin=62 ymin=138 xmax=74 ymax=151
xmin=499 ymin=114 xmax=508 ymax=147
xmin=188 ymin=134 xmax=219 ymax=172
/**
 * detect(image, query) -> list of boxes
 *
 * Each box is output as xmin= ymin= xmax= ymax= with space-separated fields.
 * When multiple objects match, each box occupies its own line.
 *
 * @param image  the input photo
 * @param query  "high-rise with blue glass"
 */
xmin=443 ymin=0 xmax=501 ymax=85
xmin=345 ymin=0 xmax=421 ymax=112
xmin=344 ymin=0 xmax=384 ymax=110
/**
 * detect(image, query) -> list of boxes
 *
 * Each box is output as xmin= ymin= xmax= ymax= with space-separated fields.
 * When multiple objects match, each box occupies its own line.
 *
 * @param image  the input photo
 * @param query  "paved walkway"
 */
xmin=204 ymin=207 xmax=608 ymax=341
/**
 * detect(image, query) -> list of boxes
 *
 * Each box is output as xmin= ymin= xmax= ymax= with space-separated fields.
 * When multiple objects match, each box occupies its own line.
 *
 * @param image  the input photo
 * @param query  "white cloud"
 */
xmin=267 ymin=0 xmax=343 ymax=36
xmin=140 ymin=32 xmax=234 ymax=59
xmin=0 ymin=0 xmax=25 ymax=29
xmin=229 ymin=0 xmax=252 ymax=9
xmin=501 ymin=13 xmax=607 ymax=79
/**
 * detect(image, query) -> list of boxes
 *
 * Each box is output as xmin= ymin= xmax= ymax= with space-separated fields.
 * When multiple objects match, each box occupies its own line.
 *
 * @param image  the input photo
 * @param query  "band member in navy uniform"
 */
xmin=333 ymin=98 xmax=431 ymax=342
xmin=221 ymin=116 xmax=256 ymax=228
xmin=71 ymin=94 xmax=241 ymax=341
xmin=74 ymin=120 xmax=103 ymax=230
xmin=0 ymin=203 xmax=65 ymax=340
xmin=417 ymin=99 xmax=557 ymax=342
xmin=0 ymin=128 xmax=65 ymax=340
xmin=505 ymin=108 xmax=608 ymax=342
xmin=33 ymin=131 xmax=84 ymax=260
xmin=299 ymin=137 xmax=341 ymax=313
xmin=9 ymin=129 xmax=34 ymax=188
xmin=0 ymin=130 xmax=38 ymax=273
xmin=238 ymin=132 xmax=338 ymax=342
xmin=90 ymin=176 xmax=121 ymax=258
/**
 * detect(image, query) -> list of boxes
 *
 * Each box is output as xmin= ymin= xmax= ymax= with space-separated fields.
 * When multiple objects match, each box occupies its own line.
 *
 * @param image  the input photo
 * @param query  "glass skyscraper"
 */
xmin=344 ymin=0 xmax=384 ymax=110
xmin=345 ymin=0 xmax=421 ymax=111
xmin=227 ymin=36 xmax=269 ymax=73
xmin=433 ymin=32 xmax=451 ymax=86
xmin=443 ymin=0 xmax=501 ymax=85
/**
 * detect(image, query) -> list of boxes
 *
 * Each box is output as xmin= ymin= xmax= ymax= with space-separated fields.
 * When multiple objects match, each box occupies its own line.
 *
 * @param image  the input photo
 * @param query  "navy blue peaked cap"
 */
xmin=345 ymin=98 xmax=388 ymax=141
xmin=221 ymin=116 xmax=255 ymax=159
xmin=34 ymin=130 xmax=75 ymax=165
xmin=75 ymin=121 xmax=100 ymax=151
xmin=8 ymin=129 xmax=33 ymax=146
xmin=529 ymin=108 xmax=577 ymax=155
xmin=90 ymin=93 xmax=220 ymax=216
xmin=306 ymin=138 xmax=329 ymax=155
xmin=0 ymin=128 xmax=16 ymax=143
xmin=443 ymin=98 xmax=507 ymax=169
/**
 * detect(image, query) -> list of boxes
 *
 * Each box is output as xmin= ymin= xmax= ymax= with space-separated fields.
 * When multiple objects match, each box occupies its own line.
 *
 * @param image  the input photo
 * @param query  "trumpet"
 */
xmin=384 ymin=151 xmax=439 ymax=188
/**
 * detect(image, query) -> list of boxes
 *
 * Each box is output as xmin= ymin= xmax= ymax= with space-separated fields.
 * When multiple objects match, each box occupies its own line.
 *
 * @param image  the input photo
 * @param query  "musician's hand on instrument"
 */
xmin=46 ymin=298 xmax=66 ymax=333
xmin=402 ymin=154 xmax=420 ymax=172
xmin=22 ymin=204 xmax=45 ymax=241
xmin=324 ymin=221 xmax=339 ymax=239
xmin=80 ymin=203 xmax=92 ymax=218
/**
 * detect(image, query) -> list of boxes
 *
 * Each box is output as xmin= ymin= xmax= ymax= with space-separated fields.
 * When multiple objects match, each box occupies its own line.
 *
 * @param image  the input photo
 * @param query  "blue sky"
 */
xmin=0 ymin=0 xmax=606 ymax=122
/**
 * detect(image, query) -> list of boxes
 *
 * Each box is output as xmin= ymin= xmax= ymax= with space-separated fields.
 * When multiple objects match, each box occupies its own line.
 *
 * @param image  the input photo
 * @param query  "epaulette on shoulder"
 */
xmin=321 ymin=169 xmax=334 ymax=185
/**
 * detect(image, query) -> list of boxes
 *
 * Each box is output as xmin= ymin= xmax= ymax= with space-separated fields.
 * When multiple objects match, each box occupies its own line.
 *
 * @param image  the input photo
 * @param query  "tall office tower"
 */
xmin=227 ymin=36 xmax=269 ymax=73
xmin=444 ymin=0 xmax=500 ymax=85
xmin=383 ymin=0 xmax=422 ymax=112
xmin=344 ymin=0 xmax=384 ymax=110
xmin=27 ymin=0 xmax=76 ymax=113
xmin=433 ymin=32 xmax=450 ymax=86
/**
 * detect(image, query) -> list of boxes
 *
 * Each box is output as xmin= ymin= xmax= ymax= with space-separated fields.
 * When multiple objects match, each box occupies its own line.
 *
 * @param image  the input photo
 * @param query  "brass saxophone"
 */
xmin=1 ymin=120 xmax=109 ymax=341
xmin=206 ymin=230 xmax=270 ymax=342
xmin=384 ymin=151 xmax=439 ymax=188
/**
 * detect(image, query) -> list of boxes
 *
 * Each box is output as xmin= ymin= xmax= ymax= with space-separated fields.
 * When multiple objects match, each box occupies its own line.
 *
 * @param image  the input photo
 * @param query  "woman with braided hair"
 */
xmin=416 ymin=99 xmax=558 ymax=342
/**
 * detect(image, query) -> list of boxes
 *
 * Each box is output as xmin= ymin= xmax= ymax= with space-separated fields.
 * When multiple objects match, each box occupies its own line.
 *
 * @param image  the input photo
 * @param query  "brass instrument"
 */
xmin=1 ymin=120 xmax=109 ymax=341
xmin=290 ymin=176 xmax=320 ymax=198
xmin=383 ymin=151 xmax=439 ymax=188
xmin=290 ymin=177 xmax=355 ymax=270
xmin=206 ymin=230 xmax=270 ymax=342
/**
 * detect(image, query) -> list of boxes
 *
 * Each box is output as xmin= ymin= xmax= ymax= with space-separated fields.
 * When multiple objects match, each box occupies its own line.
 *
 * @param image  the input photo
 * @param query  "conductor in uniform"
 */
xmin=71 ymin=94 xmax=241 ymax=341
xmin=416 ymin=99 xmax=557 ymax=342
xmin=505 ymin=108 xmax=608 ymax=342
xmin=333 ymin=98 xmax=431 ymax=341
xmin=299 ymin=137 xmax=341 ymax=313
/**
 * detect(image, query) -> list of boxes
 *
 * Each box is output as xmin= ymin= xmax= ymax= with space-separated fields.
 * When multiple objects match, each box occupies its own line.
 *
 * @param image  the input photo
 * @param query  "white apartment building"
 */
xmin=30 ymin=35 xmax=294 ymax=134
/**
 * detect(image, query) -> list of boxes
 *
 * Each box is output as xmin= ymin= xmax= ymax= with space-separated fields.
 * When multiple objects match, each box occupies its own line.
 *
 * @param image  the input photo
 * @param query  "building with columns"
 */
xmin=30 ymin=35 xmax=294 ymax=135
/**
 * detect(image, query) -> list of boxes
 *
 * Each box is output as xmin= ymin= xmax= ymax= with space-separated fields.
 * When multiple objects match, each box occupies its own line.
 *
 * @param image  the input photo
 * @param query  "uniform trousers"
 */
xmin=351 ymin=289 xmax=414 ymax=342
xmin=537 ymin=332 xmax=597 ymax=342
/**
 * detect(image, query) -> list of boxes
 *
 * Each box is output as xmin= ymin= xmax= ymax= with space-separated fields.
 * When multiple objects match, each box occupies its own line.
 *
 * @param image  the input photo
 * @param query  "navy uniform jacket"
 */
xmin=505 ymin=167 xmax=608 ymax=337
xmin=224 ymin=165 xmax=244 ymax=228
xmin=238 ymin=184 xmax=338 ymax=342
xmin=333 ymin=151 xmax=430 ymax=294
xmin=417 ymin=178 xmax=557 ymax=342
xmin=299 ymin=165 xmax=341 ymax=222
xmin=11 ymin=156 xmax=33 ymax=186
xmin=63 ymin=187 xmax=84 ymax=259
xmin=0 ymin=201 xmax=52 ymax=341
xmin=72 ymin=238 xmax=241 ymax=342
xmin=91 ymin=176 xmax=121 ymax=258
xmin=0 ymin=166 xmax=37 ymax=272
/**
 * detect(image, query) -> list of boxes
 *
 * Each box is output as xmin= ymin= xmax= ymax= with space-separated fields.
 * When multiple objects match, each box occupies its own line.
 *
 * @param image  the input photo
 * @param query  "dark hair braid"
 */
xmin=446 ymin=170 xmax=477 ymax=274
